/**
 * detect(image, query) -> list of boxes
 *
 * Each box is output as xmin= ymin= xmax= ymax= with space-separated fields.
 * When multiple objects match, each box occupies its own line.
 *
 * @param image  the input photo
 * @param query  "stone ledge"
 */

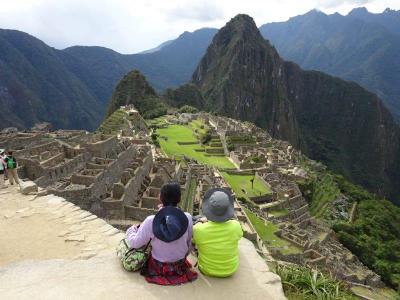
xmin=0 ymin=182 xmax=286 ymax=300
xmin=0 ymin=238 xmax=286 ymax=300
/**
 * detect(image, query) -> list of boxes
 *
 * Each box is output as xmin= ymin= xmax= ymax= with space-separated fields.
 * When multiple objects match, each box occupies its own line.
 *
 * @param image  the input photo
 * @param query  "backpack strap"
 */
xmin=126 ymin=238 xmax=151 ymax=255
xmin=143 ymin=239 xmax=152 ymax=251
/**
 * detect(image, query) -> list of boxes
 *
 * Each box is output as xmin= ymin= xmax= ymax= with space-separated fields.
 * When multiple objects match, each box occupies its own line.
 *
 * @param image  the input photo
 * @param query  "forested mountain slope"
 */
xmin=260 ymin=8 xmax=400 ymax=120
xmin=191 ymin=14 xmax=400 ymax=204
xmin=0 ymin=29 xmax=102 ymax=130
xmin=0 ymin=28 xmax=216 ymax=130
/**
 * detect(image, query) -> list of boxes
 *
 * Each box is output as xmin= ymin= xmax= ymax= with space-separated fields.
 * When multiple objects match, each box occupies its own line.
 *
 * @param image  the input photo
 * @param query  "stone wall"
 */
xmin=125 ymin=205 xmax=157 ymax=221
xmin=50 ymin=143 xmax=139 ymax=213
xmin=120 ymin=153 xmax=153 ymax=206
xmin=0 ymin=132 xmax=44 ymax=150
xmin=249 ymin=194 xmax=274 ymax=204
xmin=101 ymin=147 xmax=154 ymax=220
xmin=85 ymin=135 xmax=118 ymax=158
xmin=21 ymin=152 xmax=90 ymax=187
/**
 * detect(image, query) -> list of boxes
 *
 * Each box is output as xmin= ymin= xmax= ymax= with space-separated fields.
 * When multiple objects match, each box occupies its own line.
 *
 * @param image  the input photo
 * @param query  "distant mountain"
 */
xmin=130 ymin=28 xmax=218 ymax=90
xmin=0 ymin=27 xmax=217 ymax=130
xmin=2 ymin=8 xmax=400 ymax=130
xmin=0 ymin=29 xmax=102 ymax=130
xmin=63 ymin=27 xmax=218 ymax=102
xmin=191 ymin=14 xmax=400 ymax=204
xmin=260 ymin=8 xmax=400 ymax=120
xmin=138 ymin=40 xmax=173 ymax=54
xmin=348 ymin=7 xmax=400 ymax=37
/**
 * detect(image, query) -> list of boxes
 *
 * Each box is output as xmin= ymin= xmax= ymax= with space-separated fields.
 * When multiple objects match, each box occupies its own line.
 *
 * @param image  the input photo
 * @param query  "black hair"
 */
xmin=7 ymin=151 xmax=13 ymax=155
xmin=160 ymin=182 xmax=181 ymax=207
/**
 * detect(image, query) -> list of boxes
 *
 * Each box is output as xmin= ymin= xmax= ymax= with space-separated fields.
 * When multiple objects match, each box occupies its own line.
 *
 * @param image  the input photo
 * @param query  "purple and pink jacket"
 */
xmin=126 ymin=212 xmax=192 ymax=263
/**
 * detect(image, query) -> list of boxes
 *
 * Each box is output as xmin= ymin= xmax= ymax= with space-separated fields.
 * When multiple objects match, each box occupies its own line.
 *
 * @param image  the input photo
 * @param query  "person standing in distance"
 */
xmin=5 ymin=151 xmax=19 ymax=185
xmin=0 ymin=149 xmax=7 ymax=188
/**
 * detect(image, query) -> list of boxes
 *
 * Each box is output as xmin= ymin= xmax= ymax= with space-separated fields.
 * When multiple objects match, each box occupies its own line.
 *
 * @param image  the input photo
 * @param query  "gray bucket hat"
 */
xmin=202 ymin=188 xmax=234 ymax=222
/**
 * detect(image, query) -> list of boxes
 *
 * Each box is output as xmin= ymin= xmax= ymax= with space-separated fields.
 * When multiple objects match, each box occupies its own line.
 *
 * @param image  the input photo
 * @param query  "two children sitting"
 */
xmin=123 ymin=182 xmax=243 ymax=285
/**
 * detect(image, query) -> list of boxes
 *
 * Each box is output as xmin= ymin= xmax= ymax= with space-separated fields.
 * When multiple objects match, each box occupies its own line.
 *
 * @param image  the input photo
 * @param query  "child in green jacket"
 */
xmin=192 ymin=188 xmax=243 ymax=277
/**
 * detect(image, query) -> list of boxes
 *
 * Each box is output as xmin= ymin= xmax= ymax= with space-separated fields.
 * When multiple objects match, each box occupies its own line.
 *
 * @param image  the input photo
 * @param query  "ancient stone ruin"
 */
xmin=0 ymin=107 xmax=384 ymax=290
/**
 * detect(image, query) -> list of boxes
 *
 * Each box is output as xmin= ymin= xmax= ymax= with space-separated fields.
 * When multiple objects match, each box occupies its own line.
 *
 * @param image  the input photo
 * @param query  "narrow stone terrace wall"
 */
xmin=50 ymin=144 xmax=139 ymax=214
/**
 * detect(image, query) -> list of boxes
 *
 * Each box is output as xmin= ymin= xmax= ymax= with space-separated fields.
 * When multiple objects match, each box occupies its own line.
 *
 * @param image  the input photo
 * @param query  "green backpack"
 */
xmin=7 ymin=157 xmax=16 ymax=169
xmin=116 ymin=238 xmax=151 ymax=272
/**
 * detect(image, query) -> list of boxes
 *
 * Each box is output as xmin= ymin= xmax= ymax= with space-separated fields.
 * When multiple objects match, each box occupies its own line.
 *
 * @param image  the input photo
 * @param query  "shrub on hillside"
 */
xmin=136 ymin=96 xmax=168 ymax=119
xmin=178 ymin=105 xmax=198 ymax=113
xmin=332 ymin=198 xmax=400 ymax=289
xmin=227 ymin=142 xmax=234 ymax=152
xmin=299 ymin=171 xmax=400 ymax=290
xmin=200 ymin=130 xmax=212 ymax=144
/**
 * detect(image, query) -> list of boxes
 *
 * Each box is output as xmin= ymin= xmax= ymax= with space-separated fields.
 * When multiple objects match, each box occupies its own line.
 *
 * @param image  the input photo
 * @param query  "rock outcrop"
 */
xmin=192 ymin=14 xmax=400 ymax=204
xmin=105 ymin=70 xmax=157 ymax=117
xmin=104 ymin=70 xmax=168 ymax=120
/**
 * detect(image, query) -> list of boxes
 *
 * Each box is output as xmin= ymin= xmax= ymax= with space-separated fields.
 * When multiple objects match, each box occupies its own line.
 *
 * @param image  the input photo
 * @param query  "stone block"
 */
xmin=113 ymin=183 xmax=125 ymax=199
xmin=19 ymin=181 xmax=38 ymax=195
xmin=126 ymin=168 xmax=135 ymax=177
xmin=37 ymin=189 xmax=49 ymax=197
xmin=141 ymin=196 xmax=158 ymax=209
xmin=120 ymin=171 xmax=132 ymax=186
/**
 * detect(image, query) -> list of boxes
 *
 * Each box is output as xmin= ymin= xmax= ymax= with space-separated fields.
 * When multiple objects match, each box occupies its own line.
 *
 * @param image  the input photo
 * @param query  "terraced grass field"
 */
xmin=310 ymin=174 xmax=341 ymax=218
xmin=156 ymin=121 xmax=272 ymax=200
xmin=97 ymin=109 xmax=129 ymax=134
xmin=269 ymin=208 xmax=289 ymax=217
xmin=244 ymin=208 xmax=302 ymax=255
xmin=146 ymin=116 xmax=168 ymax=127
xmin=190 ymin=119 xmax=209 ymax=135
xmin=156 ymin=124 xmax=235 ymax=169
xmin=220 ymin=172 xmax=271 ymax=198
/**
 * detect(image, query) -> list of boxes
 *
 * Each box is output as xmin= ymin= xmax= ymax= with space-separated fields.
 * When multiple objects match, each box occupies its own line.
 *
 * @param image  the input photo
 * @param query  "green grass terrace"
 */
xmin=155 ymin=119 xmax=273 ymax=202
xmin=244 ymin=208 xmax=302 ymax=255
xmin=97 ymin=109 xmax=129 ymax=134
xmin=156 ymin=124 xmax=235 ymax=169
xmin=220 ymin=172 xmax=271 ymax=200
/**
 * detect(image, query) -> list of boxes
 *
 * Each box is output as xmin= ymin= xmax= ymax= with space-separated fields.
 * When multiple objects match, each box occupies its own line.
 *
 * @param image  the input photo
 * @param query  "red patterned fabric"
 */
xmin=141 ymin=255 xmax=198 ymax=285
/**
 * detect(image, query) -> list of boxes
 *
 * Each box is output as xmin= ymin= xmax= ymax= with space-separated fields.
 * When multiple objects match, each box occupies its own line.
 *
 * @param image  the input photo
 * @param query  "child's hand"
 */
xmin=199 ymin=216 xmax=208 ymax=223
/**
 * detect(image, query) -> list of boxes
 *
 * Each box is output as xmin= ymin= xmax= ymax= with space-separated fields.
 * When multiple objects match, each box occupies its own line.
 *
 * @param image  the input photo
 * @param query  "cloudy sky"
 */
xmin=0 ymin=0 xmax=399 ymax=53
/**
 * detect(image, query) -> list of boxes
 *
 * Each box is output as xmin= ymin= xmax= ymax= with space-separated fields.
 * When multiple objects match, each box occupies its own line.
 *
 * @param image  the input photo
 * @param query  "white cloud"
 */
xmin=163 ymin=0 xmax=224 ymax=22
xmin=316 ymin=0 xmax=373 ymax=9
xmin=0 ymin=0 xmax=398 ymax=53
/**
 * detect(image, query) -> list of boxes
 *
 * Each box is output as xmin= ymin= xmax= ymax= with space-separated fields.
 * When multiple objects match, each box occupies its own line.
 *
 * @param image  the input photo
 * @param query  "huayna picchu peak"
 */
xmin=192 ymin=14 xmax=400 ymax=205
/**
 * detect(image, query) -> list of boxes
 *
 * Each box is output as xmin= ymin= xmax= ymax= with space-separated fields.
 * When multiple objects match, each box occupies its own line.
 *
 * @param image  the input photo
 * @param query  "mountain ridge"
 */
xmin=191 ymin=14 xmax=400 ymax=204
xmin=0 ymin=27 xmax=216 ymax=130
xmin=260 ymin=7 xmax=400 ymax=120
xmin=1 ymin=7 xmax=399 ymax=129
xmin=0 ymin=29 xmax=102 ymax=130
